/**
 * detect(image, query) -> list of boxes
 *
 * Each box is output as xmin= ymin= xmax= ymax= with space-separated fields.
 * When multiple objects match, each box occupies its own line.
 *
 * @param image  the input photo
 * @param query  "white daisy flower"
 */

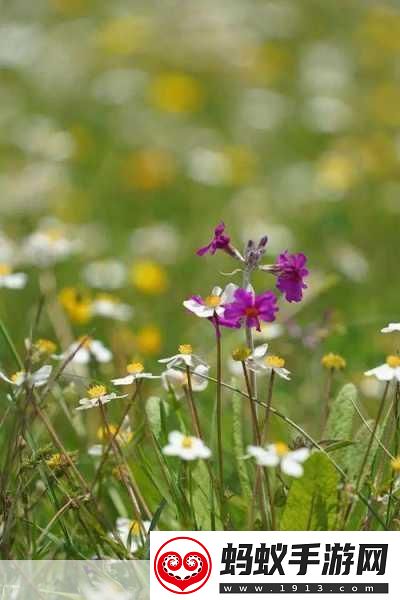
xmin=76 ymin=384 xmax=127 ymax=411
xmin=92 ymin=294 xmax=133 ymax=321
xmin=247 ymin=443 xmax=310 ymax=478
xmin=183 ymin=283 xmax=238 ymax=319
xmin=0 ymin=365 xmax=52 ymax=388
xmin=57 ymin=337 xmax=112 ymax=365
xmin=158 ymin=344 xmax=208 ymax=369
xmin=0 ymin=263 xmax=27 ymax=289
xmin=21 ymin=218 xmax=81 ymax=267
xmin=382 ymin=323 xmax=400 ymax=334
xmin=115 ymin=517 xmax=151 ymax=553
xmin=112 ymin=362 xmax=160 ymax=386
xmin=161 ymin=365 xmax=209 ymax=400
xmin=163 ymin=431 xmax=211 ymax=461
xmin=246 ymin=344 xmax=291 ymax=380
xmin=83 ymin=259 xmax=127 ymax=289
xmin=365 ymin=355 xmax=400 ymax=382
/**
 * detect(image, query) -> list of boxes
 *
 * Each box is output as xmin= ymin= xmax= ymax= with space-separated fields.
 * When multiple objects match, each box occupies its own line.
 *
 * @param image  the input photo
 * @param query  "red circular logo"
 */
xmin=154 ymin=537 xmax=212 ymax=594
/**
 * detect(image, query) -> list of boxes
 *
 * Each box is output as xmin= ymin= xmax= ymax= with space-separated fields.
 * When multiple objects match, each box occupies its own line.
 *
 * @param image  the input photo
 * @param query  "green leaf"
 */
xmin=281 ymin=452 xmax=339 ymax=530
xmin=146 ymin=396 xmax=162 ymax=438
xmin=231 ymin=384 xmax=251 ymax=498
xmin=324 ymin=384 xmax=356 ymax=465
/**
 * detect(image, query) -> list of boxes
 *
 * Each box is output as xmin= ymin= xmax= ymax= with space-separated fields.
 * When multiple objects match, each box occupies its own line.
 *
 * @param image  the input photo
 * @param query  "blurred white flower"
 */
xmin=0 ymin=23 xmax=42 ymax=68
xmin=12 ymin=116 xmax=74 ymax=161
xmin=0 ymin=365 xmax=52 ymax=388
xmin=112 ymin=362 xmax=159 ymax=386
xmin=83 ymin=259 xmax=127 ymax=289
xmin=303 ymin=97 xmax=353 ymax=133
xmin=163 ymin=431 xmax=211 ymax=461
xmin=88 ymin=444 xmax=103 ymax=457
xmin=58 ymin=338 xmax=112 ymax=365
xmin=22 ymin=220 xmax=80 ymax=267
xmin=0 ymin=231 xmax=16 ymax=263
xmin=162 ymin=365 xmax=209 ymax=400
xmin=129 ymin=223 xmax=180 ymax=264
xmin=187 ymin=147 xmax=231 ymax=186
xmin=92 ymin=294 xmax=133 ymax=321
xmin=0 ymin=264 xmax=27 ymax=289
xmin=239 ymin=89 xmax=290 ymax=131
xmin=332 ymin=244 xmax=369 ymax=282
xmin=248 ymin=443 xmax=310 ymax=477
xmin=382 ymin=323 xmax=400 ymax=334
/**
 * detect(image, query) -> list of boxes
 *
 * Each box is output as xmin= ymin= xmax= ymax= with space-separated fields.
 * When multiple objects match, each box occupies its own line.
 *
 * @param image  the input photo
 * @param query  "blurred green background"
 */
xmin=1 ymin=0 xmax=400 ymax=436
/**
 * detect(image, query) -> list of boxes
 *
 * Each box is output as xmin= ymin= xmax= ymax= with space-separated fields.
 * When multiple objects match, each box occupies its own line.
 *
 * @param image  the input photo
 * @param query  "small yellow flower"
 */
xmin=265 ymin=355 xmax=286 ymax=369
xmin=127 ymin=362 xmax=145 ymax=374
xmin=232 ymin=346 xmax=251 ymax=362
xmin=129 ymin=521 xmax=141 ymax=536
xmin=121 ymin=149 xmax=176 ymax=191
xmin=59 ymin=287 xmax=92 ymax=324
xmin=35 ymin=339 xmax=57 ymax=355
xmin=321 ymin=353 xmax=347 ymax=371
xmin=179 ymin=344 xmax=193 ymax=355
xmin=274 ymin=442 xmax=289 ymax=456
xmin=87 ymin=384 xmax=107 ymax=399
xmin=0 ymin=263 xmax=12 ymax=276
xmin=136 ymin=325 xmax=162 ymax=355
xmin=131 ymin=261 xmax=168 ymax=295
xmin=45 ymin=453 xmax=64 ymax=469
xmin=149 ymin=72 xmax=204 ymax=114
xmin=386 ymin=355 xmax=400 ymax=368
xmin=391 ymin=456 xmax=400 ymax=472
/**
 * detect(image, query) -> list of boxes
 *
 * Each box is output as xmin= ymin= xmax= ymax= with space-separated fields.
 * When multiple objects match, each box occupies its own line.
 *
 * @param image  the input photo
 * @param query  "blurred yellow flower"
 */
xmin=149 ymin=72 xmax=204 ymax=113
xmin=224 ymin=145 xmax=256 ymax=185
xmin=358 ymin=7 xmax=400 ymax=55
xmin=368 ymin=84 xmax=400 ymax=127
xmin=96 ymin=16 xmax=150 ymax=56
xmin=131 ymin=261 xmax=168 ymax=295
xmin=316 ymin=153 xmax=359 ymax=193
xmin=121 ymin=149 xmax=176 ymax=191
xmin=136 ymin=325 xmax=162 ymax=356
xmin=59 ymin=287 xmax=92 ymax=324
xmin=321 ymin=353 xmax=346 ymax=371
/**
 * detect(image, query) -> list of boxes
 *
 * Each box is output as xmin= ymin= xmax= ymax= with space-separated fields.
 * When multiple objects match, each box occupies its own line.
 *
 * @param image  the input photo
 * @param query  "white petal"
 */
xmin=90 ymin=340 xmax=112 ymax=363
xmin=31 ymin=365 xmax=52 ymax=386
xmin=382 ymin=323 xmax=400 ymax=333
xmin=281 ymin=457 xmax=304 ymax=477
xmin=221 ymin=283 xmax=239 ymax=304
xmin=112 ymin=375 xmax=135 ymax=386
xmin=365 ymin=364 xmax=395 ymax=381
xmin=252 ymin=344 xmax=269 ymax=359
xmin=211 ymin=286 xmax=222 ymax=297
xmin=158 ymin=354 xmax=177 ymax=364
xmin=168 ymin=431 xmax=184 ymax=445
xmin=247 ymin=445 xmax=279 ymax=467
xmin=0 ymin=371 xmax=15 ymax=384
xmin=275 ymin=367 xmax=291 ymax=380
xmin=69 ymin=347 xmax=90 ymax=364
xmin=289 ymin=448 xmax=310 ymax=463
xmin=183 ymin=299 xmax=211 ymax=318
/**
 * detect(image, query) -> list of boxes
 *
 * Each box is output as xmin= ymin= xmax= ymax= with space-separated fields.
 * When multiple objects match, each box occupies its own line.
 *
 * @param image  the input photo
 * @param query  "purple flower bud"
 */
xmin=196 ymin=222 xmax=234 ymax=257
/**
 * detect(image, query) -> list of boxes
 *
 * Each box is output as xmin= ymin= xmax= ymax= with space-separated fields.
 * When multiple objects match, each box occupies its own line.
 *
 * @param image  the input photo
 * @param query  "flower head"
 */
xmin=112 ymin=362 xmax=159 ymax=386
xmin=223 ymin=286 xmax=278 ymax=331
xmin=321 ymin=353 xmax=347 ymax=371
xmin=391 ymin=456 xmax=400 ymax=472
xmin=57 ymin=338 xmax=112 ymax=365
xmin=183 ymin=283 xmax=238 ymax=320
xmin=197 ymin=222 xmax=234 ymax=257
xmin=247 ymin=443 xmax=310 ymax=477
xmin=76 ymin=384 xmax=127 ymax=410
xmin=163 ymin=431 xmax=211 ymax=461
xmin=365 ymin=355 xmax=400 ymax=382
xmin=274 ymin=251 xmax=309 ymax=303
xmin=59 ymin=288 xmax=92 ymax=324
xmin=92 ymin=294 xmax=133 ymax=321
xmin=246 ymin=344 xmax=291 ymax=380
xmin=158 ymin=345 xmax=208 ymax=369
xmin=114 ymin=517 xmax=151 ymax=553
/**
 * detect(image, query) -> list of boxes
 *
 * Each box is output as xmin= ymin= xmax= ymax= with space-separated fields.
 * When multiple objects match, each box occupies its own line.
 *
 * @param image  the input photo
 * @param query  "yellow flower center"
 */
xmin=87 ymin=384 xmax=107 ymax=398
xmin=59 ymin=288 xmax=92 ymax=324
xmin=46 ymin=453 xmax=63 ymax=469
xmin=232 ymin=346 xmax=251 ymax=362
xmin=181 ymin=436 xmax=194 ymax=449
xmin=11 ymin=371 xmax=24 ymax=383
xmin=97 ymin=424 xmax=118 ymax=440
xmin=0 ymin=263 xmax=12 ymax=276
xmin=45 ymin=228 xmax=64 ymax=243
xmin=274 ymin=442 xmax=289 ymax=457
xmin=204 ymin=295 xmax=221 ymax=308
xmin=265 ymin=355 xmax=286 ymax=369
xmin=35 ymin=339 xmax=57 ymax=355
xmin=391 ymin=456 xmax=400 ymax=472
xmin=127 ymin=362 xmax=144 ymax=374
xmin=387 ymin=355 xmax=400 ymax=368
xmin=78 ymin=335 xmax=92 ymax=349
xmin=130 ymin=521 xmax=141 ymax=536
xmin=321 ymin=353 xmax=347 ymax=370
xmin=96 ymin=293 xmax=118 ymax=304
xmin=179 ymin=344 xmax=192 ymax=355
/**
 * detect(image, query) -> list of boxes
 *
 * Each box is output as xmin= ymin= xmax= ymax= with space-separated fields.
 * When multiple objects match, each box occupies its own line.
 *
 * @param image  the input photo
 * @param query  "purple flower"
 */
xmin=275 ymin=252 xmax=309 ymax=303
xmin=196 ymin=222 xmax=233 ymax=257
xmin=223 ymin=287 xmax=278 ymax=332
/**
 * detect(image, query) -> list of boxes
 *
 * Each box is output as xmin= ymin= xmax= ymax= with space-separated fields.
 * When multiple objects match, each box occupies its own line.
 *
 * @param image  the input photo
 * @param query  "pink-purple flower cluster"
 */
xmin=224 ymin=288 xmax=278 ymax=332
